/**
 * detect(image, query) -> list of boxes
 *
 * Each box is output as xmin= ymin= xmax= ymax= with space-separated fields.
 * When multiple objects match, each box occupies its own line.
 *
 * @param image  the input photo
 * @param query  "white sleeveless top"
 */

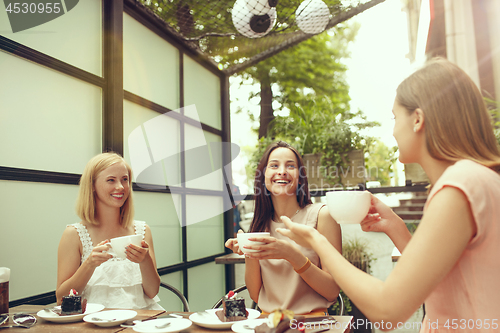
xmin=70 ymin=220 xmax=163 ymax=310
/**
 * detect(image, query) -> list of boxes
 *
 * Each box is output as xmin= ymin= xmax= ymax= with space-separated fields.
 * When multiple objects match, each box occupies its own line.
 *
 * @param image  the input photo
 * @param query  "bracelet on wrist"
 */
xmin=294 ymin=257 xmax=311 ymax=274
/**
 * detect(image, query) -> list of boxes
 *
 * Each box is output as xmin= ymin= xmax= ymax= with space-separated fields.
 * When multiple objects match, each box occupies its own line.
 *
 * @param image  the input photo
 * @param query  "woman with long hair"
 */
xmin=279 ymin=58 xmax=500 ymax=331
xmin=56 ymin=152 xmax=162 ymax=309
xmin=225 ymin=141 xmax=342 ymax=315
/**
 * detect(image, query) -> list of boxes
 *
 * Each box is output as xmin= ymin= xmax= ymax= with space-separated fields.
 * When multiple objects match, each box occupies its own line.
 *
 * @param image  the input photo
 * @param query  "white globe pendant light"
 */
xmin=232 ymin=0 xmax=276 ymax=38
xmin=245 ymin=0 xmax=278 ymax=15
xmin=295 ymin=0 xmax=330 ymax=34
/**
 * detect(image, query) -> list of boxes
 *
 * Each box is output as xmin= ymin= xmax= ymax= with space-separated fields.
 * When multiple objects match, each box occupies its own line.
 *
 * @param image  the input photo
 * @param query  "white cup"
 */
xmin=326 ymin=191 xmax=371 ymax=224
xmin=107 ymin=235 xmax=143 ymax=259
xmin=237 ymin=232 xmax=270 ymax=254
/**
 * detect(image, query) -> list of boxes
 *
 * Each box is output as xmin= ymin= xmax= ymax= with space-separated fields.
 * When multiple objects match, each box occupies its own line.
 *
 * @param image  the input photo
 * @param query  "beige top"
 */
xmin=420 ymin=160 xmax=500 ymax=332
xmin=257 ymin=203 xmax=334 ymax=314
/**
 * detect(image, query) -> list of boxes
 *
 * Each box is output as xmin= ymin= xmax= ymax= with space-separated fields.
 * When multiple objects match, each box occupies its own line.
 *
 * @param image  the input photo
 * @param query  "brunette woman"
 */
xmin=226 ymin=141 xmax=341 ymax=315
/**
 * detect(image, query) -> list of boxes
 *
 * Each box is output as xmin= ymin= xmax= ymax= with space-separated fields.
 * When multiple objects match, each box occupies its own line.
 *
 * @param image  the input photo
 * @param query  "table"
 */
xmin=4 ymin=305 xmax=164 ymax=333
xmin=3 ymin=305 xmax=353 ymax=333
xmin=214 ymin=253 xmax=245 ymax=265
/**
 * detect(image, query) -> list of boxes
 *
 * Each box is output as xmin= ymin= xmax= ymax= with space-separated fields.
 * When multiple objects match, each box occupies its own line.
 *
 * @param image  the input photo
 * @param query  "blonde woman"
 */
xmin=279 ymin=58 xmax=500 ymax=332
xmin=56 ymin=152 xmax=162 ymax=309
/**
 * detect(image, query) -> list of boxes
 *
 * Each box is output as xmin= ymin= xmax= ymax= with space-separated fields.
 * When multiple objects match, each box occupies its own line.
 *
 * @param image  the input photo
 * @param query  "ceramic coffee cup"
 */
xmin=107 ymin=235 xmax=143 ymax=259
xmin=326 ymin=191 xmax=371 ymax=224
xmin=237 ymin=232 xmax=270 ymax=254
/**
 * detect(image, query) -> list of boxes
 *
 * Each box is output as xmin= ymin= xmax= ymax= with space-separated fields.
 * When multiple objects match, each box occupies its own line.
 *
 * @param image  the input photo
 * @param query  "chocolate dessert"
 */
xmin=61 ymin=289 xmax=87 ymax=315
xmin=216 ymin=290 xmax=248 ymax=322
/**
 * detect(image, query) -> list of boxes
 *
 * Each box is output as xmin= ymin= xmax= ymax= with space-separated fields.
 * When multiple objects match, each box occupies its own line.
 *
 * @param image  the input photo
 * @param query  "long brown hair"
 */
xmin=249 ymin=141 xmax=312 ymax=232
xmin=396 ymin=58 xmax=500 ymax=171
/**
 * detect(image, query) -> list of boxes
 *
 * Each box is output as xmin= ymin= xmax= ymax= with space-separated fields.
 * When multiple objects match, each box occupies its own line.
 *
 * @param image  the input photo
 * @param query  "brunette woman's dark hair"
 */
xmin=249 ymin=141 xmax=312 ymax=232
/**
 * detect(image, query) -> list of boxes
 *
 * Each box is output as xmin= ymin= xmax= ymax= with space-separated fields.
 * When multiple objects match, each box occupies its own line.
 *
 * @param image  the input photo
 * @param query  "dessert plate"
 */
xmin=133 ymin=318 xmax=192 ymax=333
xmin=232 ymin=318 xmax=269 ymax=333
xmin=37 ymin=303 xmax=105 ymax=323
xmin=189 ymin=309 xmax=260 ymax=329
xmin=83 ymin=309 xmax=137 ymax=327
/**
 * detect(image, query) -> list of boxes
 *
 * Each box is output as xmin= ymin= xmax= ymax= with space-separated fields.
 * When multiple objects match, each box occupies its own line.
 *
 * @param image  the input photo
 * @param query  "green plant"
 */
xmin=264 ymin=96 xmax=378 ymax=184
xmin=364 ymin=139 xmax=399 ymax=186
xmin=341 ymin=237 xmax=375 ymax=272
xmin=329 ymin=237 xmax=375 ymax=315
xmin=329 ymin=290 xmax=352 ymax=315
xmin=485 ymin=97 xmax=500 ymax=145
xmin=406 ymin=221 xmax=419 ymax=235
xmin=246 ymin=136 xmax=276 ymax=179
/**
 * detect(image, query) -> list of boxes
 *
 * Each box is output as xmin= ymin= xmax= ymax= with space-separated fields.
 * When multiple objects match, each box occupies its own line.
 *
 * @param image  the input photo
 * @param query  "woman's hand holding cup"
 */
xmin=360 ymin=194 xmax=402 ymax=234
xmin=225 ymin=230 xmax=244 ymax=255
xmin=125 ymin=240 xmax=150 ymax=263
xmin=86 ymin=240 xmax=113 ymax=268
xmin=237 ymin=232 xmax=270 ymax=255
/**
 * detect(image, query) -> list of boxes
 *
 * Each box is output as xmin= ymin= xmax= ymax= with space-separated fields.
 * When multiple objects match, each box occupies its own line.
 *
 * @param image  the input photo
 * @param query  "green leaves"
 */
xmin=485 ymin=97 xmax=500 ymax=145
xmin=267 ymin=96 xmax=376 ymax=183
xmin=364 ymin=139 xmax=398 ymax=186
xmin=241 ymin=23 xmax=376 ymax=184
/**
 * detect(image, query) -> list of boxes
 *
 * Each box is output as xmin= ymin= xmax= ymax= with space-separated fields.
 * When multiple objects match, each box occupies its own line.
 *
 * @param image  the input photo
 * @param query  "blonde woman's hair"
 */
xmin=76 ymin=152 xmax=134 ymax=228
xmin=396 ymin=58 xmax=500 ymax=171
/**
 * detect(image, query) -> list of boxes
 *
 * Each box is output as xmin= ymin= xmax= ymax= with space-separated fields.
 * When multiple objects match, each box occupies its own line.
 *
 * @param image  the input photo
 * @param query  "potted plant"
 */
xmin=263 ymin=100 xmax=376 ymax=189
xmin=329 ymin=238 xmax=375 ymax=333
xmin=246 ymin=94 xmax=378 ymax=190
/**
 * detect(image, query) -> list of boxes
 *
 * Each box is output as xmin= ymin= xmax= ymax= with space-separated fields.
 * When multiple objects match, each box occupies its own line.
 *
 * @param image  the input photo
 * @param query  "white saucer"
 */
xmin=232 ymin=318 xmax=270 ymax=333
xmin=83 ymin=309 xmax=137 ymax=327
xmin=132 ymin=318 xmax=192 ymax=333
xmin=37 ymin=303 xmax=105 ymax=323
xmin=189 ymin=309 xmax=261 ymax=329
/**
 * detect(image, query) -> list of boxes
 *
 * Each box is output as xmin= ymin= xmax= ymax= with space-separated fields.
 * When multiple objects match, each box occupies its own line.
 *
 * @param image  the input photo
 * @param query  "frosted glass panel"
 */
xmin=123 ymin=13 xmax=180 ymax=110
xmin=0 ymin=0 xmax=102 ymax=76
xmin=134 ymin=191 xmax=182 ymax=267
xmin=184 ymin=55 xmax=221 ymax=130
xmin=124 ymin=100 xmax=181 ymax=186
xmin=186 ymin=195 xmax=224 ymax=260
xmin=158 ymin=272 xmax=184 ymax=311
xmin=184 ymin=124 xmax=223 ymax=191
xmin=0 ymin=180 xmax=79 ymax=301
xmin=0 ymin=52 xmax=101 ymax=173
xmin=188 ymin=262 xmax=225 ymax=311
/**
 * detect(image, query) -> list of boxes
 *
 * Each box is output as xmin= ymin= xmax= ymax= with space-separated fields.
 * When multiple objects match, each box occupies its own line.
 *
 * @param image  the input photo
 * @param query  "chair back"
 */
xmin=336 ymin=293 xmax=344 ymax=316
xmin=212 ymin=285 xmax=248 ymax=309
xmin=160 ymin=282 xmax=190 ymax=312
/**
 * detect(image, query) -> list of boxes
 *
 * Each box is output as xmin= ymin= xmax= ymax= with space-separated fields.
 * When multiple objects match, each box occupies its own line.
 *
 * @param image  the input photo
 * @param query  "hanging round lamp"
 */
xmin=232 ymin=0 xmax=276 ymax=38
xmin=295 ymin=0 xmax=330 ymax=34
xmin=245 ymin=0 xmax=278 ymax=16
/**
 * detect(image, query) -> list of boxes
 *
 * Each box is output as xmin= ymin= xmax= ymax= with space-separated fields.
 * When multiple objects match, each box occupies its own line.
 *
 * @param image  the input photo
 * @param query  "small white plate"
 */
xmin=189 ymin=309 xmax=260 ymax=329
xmin=37 ymin=303 xmax=105 ymax=323
xmin=133 ymin=318 xmax=192 ymax=333
xmin=83 ymin=309 xmax=137 ymax=327
xmin=232 ymin=318 xmax=270 ymax=333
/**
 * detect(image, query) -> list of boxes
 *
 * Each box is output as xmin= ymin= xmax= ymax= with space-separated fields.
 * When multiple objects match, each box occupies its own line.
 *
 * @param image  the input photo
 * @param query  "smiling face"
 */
xmin=93 ymin=162 xmax=130 ymax=210
xmin=264 ymin=147 xmax=300 ymax=197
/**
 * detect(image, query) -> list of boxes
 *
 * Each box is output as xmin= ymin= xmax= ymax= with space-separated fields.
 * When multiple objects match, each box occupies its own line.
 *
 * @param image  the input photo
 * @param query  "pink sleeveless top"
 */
xmin=420 ymin=160 xmax=500 ymax=332
xmin=257 ymin=203 xmax=334 ymax=314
